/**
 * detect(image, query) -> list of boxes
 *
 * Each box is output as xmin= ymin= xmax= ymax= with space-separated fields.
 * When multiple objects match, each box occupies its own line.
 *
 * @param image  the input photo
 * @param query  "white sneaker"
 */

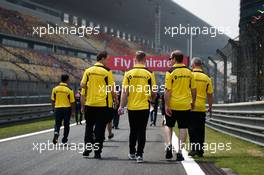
xmin=136 ymin=156 xmax=144 ymax=163
xmin=128 ymin=154 xmax=136 ymax=160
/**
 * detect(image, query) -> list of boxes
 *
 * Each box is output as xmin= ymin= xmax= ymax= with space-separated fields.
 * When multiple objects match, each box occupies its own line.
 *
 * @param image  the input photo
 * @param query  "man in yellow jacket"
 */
xmin=80 ymin=51 xmax=117 ymax=159
xmin=118 ymin=51 xmax=156 ymax=163
xmin=51 ymin=74 xmax=75 ymax=145
xmin=164 ymin=50 xmax=196 ymax=161
xmin=189 ymin=57 xmax=213 ymax=157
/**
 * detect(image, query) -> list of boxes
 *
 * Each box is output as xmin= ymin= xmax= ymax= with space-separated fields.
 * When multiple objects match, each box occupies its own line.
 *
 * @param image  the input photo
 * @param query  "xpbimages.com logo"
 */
xmin=32 ymin=24 xmax=100 ymax=37
xmin=164 ymin=24 xmax=231 ymax=38
xmin=171 ymin=141 xmax=232 ymax=154
xmin=32 ymin=141 xmax=99 ymax=154
xmin=97 ymin=83 xmax=166 ymax=96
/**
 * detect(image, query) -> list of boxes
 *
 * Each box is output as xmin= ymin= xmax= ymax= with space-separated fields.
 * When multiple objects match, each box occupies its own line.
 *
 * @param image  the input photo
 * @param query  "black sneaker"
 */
xmin=62 ymin=137 xmax=68 ymax=144
xmin=165 ymin=145 xmax=173 ymax=159
xmin=108 ymin=133 xmax=114 ymax=139
xmin=128 ymin=154 xmax=136 ymax=160
xmin=188 ymin=150 xmax=197 ymax=157
xmin=52 ymin=133 xmax=59 ymax=144
xmin=94 ymin=153 xmax=101 ymax=159
xmin=136 ymin=155 xmax=144 ymax=163
xmin=82 ymin=150 xmax=91 ymax=158
xmin=176 ymin=153 xmax=184 ymax=161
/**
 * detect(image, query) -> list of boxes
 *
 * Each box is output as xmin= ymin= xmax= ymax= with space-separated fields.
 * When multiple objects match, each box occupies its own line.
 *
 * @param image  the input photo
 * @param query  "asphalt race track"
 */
xmin=0 ymin=115 xmax=188 ymax=175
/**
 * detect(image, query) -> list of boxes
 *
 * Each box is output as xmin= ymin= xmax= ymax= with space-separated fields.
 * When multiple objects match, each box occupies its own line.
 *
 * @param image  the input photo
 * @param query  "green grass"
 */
xmin=0 ymin=118 xmax=55 ymax=139
xmin=174 ymin=127 xmax=264 ymax=175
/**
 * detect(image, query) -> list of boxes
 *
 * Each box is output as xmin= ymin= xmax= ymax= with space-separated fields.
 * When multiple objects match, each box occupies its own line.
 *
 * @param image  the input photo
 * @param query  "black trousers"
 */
xmin=188 ymin=112 xmax=206 ymax=154
xmin=150 ymin=107 xmax=158 ymax=125
xmin=54 ymin=107 xmax=71 ymax=141
xmin=128 ymin=110 xmax=149 ymax=156
xmin=84 ymin=106 xmax=108 ymax=154
xmin=112 ymin=109 xmax=120 ymax=128
xmin=75 ymin=102 xmax=82 ymax=123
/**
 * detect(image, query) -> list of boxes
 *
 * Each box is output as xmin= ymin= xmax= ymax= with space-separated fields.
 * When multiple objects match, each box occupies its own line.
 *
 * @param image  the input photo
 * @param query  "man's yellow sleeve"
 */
xmin=207 ymin=78 xmax=214 ymax=94
xmin=151 ymin=72 xmax=156 ymax=88
xmin=80 ymin=88 xmax=86 ymax=96
xmin=165 ymin=72 xmax=172 ymax=90
xmin=122 ymin=72 xmax=128 ymax=86
xmin=108 ymin=70 xmax=115 ymax=87
xmin=81 ymin=69 xmax=88 ymax=85
xmin=69 ymin=90 xmax=75 ymax=103
xmin=51 ymin=88 xmax=55 ymax=101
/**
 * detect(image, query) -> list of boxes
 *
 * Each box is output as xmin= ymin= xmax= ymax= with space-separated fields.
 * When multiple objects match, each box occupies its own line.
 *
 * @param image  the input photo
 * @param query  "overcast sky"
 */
xmin=173 ymin=0 xmax=240 ymax=38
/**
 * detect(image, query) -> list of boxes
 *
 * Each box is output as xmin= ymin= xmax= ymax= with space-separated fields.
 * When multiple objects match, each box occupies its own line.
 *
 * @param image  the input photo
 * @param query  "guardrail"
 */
xmin=0 ymin=103 xmax=53 ymax=125
xmin=0 ymin=95 xmax=50 ymax=105
xmin=206 ymin=101 xmax=264 ymax=147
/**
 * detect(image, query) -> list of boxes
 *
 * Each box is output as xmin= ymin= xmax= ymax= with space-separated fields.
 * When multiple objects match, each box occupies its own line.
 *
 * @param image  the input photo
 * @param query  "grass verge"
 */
xmin=0 ymin=117 xmax=55 ymax=139
xmin=174 ymin=126 xmax=264 ymax=175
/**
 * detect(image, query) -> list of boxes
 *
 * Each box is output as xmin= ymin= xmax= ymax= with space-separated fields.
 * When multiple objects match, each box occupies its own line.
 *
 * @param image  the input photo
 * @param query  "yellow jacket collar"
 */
xmin=134 ymin=63 xmax=145 ymax=68
xmin=173 ymin=63 xmax=186 ymax=67
xmin=59 ymin=82 xmax=68 ymax=86
xmin=95 ymin=62 xmax=104 ymax=66
xmin=193 ymin=68 xmax=203 ymax=72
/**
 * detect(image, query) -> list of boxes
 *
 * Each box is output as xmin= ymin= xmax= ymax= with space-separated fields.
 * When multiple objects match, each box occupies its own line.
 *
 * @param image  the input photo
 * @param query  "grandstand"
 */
xmin=0 ymin=6 xmax=67 ymax=45
xmin=0 ymin=45 xmax=90 ymax=81
xmin=0 ymin=2 xmax=156 ymax=56
xmin=0 ymin=5 xmax=125 ymax=102
xmin=28 ymin=0 xmax=229 ymax=57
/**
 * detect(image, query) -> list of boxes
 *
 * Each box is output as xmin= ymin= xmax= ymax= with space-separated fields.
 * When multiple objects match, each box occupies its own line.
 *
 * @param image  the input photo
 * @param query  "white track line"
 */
xmin=172 ymin=132 xmax=206 ymax=175
xmin=0 ymin=123 xmax=78 ymax=143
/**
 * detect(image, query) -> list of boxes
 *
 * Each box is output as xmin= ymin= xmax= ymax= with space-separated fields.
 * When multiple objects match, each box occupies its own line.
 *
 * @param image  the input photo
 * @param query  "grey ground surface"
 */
xmin=0 ymin=115 xmax=187 ymax=175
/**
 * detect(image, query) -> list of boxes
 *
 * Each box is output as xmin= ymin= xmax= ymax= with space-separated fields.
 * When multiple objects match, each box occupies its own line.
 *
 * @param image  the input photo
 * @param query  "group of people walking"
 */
xmin=50 ymin=49 xmax=213 ymax=163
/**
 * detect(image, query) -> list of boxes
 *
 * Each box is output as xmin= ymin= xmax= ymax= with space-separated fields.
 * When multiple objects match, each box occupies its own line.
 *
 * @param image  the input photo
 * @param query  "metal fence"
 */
xmin=0 ymin=103 xmax=52 ymax=125
xmin=0 ymin=78 xmax=79 ymax=104
xmin=206 ymin=101 xmax=264 ymax=147
xmin=208 ymin=13 xmax=264 ymax=103
xmin=207 ymin=40 xmax=238 ymax=104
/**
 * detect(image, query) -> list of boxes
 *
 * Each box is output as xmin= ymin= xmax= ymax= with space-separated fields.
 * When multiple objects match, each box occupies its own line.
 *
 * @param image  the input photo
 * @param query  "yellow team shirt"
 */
xmin=192 ymin=68 xmax=213 ymax=112
xmin=81 ymin=89 xmax=113 ymax=108
xmin=81 ymin=62 xmax=114 ymax=107
xmin=165 ymin=63 xmax=196 ymax=111
xmin=122 ymin=64 xmax=156 ymax=110
xmin=108 ymin=92 xmax=113 ymax=108
xmin=51 ymin=82 xmax=75 ymax=108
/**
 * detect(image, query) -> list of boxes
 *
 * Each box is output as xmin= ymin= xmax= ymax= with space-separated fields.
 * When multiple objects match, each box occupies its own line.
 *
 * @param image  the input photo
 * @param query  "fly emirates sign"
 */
xmin=107 ymin=56 xmax=189 ymax=72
